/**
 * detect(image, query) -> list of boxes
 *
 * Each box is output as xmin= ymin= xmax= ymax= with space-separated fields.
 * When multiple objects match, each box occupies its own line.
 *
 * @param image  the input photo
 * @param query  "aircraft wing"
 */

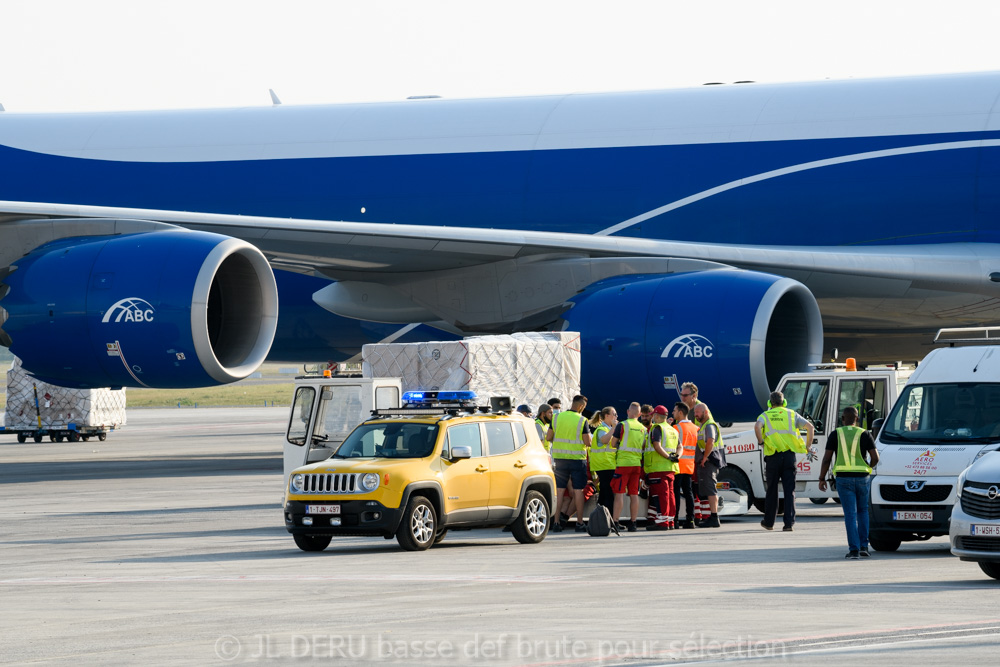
xmin=2 ymin=199 xmax=999 ymax=333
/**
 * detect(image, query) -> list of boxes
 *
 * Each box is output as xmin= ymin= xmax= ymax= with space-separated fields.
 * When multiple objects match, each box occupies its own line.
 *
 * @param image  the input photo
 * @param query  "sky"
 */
xmin=1 ymin=0 xmax=999 ymax=113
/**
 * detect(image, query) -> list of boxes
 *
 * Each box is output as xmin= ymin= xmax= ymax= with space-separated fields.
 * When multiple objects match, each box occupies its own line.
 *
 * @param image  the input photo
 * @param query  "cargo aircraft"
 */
xmin=2 ymin=71 xmax=999 ymax=420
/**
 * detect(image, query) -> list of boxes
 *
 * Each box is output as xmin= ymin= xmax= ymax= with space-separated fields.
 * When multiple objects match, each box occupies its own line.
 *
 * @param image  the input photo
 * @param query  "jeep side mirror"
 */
xmin=450 ymin=445 xmax=472 ymax=460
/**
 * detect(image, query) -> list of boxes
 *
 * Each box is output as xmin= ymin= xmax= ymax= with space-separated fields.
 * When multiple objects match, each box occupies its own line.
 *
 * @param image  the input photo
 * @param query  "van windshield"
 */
xmin=331 ymin=422 xmax=440 ymax=459
xmin=881 ymin=383 xmax=1000 ymax=444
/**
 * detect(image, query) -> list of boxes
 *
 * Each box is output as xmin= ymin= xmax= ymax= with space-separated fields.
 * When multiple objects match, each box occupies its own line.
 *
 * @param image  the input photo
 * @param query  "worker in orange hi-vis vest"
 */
xmin=672 ymin=402 xmax=699 ymax=529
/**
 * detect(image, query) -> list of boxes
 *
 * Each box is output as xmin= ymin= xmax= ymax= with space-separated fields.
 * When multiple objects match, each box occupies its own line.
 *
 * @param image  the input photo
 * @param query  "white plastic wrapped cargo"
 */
xmin=362 ymin=332 xmax=581 ymax=409
xmin=5 ymin=357 xmax=127 ymax=430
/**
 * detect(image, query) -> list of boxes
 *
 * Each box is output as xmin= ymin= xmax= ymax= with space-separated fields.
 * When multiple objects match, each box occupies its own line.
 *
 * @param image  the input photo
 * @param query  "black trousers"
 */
xmin=674 ymin=473 xmax=695 ymax=520
xmin=595 ymin=469 xmax=615 ymax=512
xmin=764 ymin=450 xmax=797 ymax=527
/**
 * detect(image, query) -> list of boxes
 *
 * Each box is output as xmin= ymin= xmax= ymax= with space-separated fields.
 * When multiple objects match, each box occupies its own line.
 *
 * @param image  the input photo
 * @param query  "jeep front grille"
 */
xmin=300 ymin=473 xmax=359 ymax=494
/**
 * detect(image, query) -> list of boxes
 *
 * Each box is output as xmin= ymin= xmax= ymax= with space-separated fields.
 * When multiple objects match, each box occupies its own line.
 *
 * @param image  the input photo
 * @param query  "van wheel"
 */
xmin=869 ymin=532 xmax=901 ymax=552
xmin=397 ymin=496 xmax=437 ymax=551
xmin=978 ymin=562 xmax=1000 ymax=580
xmin=810 ymin=497 xmax=829 ymax=504
xmin=293 ymin=534 xmax=331 ymax=552
xmin=512 ymin=490 xmax=550 ymax=544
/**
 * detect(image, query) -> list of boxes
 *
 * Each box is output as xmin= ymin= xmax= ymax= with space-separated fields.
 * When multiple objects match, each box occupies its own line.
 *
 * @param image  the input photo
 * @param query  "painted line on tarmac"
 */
xmin=511 ymin=620 xmax=1000 ymax=667
xmin=771 ymin=617 xmax=1000 ymax=644
xmin=0 ymin=573 xmax=576 ymax=585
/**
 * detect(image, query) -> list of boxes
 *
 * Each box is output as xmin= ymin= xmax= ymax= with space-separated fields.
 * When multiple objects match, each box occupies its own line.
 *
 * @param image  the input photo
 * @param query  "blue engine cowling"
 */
xmin=1 ymin=230 xmax=278 ymax=388
xmin=562 ymin=270 xmax=823 ymax=422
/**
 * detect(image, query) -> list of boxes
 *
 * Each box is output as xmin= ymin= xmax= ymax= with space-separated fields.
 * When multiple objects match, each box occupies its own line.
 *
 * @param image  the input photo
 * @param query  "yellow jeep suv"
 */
xmin=284 ymin=394 xmax=556 ymax=551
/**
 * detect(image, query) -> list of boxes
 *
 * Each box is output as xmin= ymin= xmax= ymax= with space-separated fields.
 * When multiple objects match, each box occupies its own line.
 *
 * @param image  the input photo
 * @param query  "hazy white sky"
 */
xmin=1 ymin=0 xmax=998 ymax=112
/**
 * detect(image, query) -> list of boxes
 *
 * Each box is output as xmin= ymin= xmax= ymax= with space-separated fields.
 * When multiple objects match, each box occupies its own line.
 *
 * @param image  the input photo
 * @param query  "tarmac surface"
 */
xmin=2 ymin=408 xmax=998 ymax=665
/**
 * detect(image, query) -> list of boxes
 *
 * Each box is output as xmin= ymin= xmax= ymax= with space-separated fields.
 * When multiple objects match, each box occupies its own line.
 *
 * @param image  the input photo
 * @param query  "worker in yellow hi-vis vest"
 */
xmin=819 ymin=406 xmax=880 ymax=559
xmin=609 ymin=401 xmax=647 ymax=532
xmin=546 ymin=395 xmax=592 ymax=533
xmin=754 ymin=390 xmax=815 ymax=532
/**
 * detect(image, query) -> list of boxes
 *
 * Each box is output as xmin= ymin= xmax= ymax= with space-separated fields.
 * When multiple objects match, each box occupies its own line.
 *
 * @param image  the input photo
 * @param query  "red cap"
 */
xmin=653 ymin=405 xmax=669 ymax=415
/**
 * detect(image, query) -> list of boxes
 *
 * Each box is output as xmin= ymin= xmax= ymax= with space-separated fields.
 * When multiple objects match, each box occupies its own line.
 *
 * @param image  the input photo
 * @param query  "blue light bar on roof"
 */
xmin=403 ymin=390 xmax=478 ymax=404
xmin=439 ymin=390 xmax=477 ymax=401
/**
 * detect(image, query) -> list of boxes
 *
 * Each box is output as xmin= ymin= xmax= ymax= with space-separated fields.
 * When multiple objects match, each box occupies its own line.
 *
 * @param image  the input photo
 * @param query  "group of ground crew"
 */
xmin=519 ymin=383 xmax=880 ymax=558
xmin=517 ymin=382 xmax=724 ymax=534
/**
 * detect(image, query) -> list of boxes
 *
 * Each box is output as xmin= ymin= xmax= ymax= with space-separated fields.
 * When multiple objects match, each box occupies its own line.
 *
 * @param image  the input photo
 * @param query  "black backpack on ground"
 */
xmin=587 ymin=505 xmax=620 ymax=536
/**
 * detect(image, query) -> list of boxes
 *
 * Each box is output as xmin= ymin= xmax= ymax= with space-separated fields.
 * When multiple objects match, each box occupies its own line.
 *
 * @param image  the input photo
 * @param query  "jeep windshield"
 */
xmin=331 ymin=422 xmax=440 ymax=459
xmin=881 ymin=383 xmax=1000 ymax=444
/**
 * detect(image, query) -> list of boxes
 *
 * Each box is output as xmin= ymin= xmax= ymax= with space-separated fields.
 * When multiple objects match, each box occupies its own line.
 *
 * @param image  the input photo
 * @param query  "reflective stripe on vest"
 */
xmin=644 ymin=422 xmax=679 ymax=473
xmin=675 ymin=421 xmax=698 ymax=475
xmin=590 ymin=424 xmax=617 ymax=471
xmin=832 ymin=425 xmax=872 ymax=475
xmin=551 ymin=411 xmax=587 ymax=460
xmin=759 ymin=408 xmax=806 ymax=456
xmin=616 ymin=418 xmax=646 ymax=467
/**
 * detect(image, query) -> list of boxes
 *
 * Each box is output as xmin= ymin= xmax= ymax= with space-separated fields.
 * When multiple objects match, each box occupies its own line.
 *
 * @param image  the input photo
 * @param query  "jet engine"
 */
xmin=562 ymin=269 xmax=823 ymax=421
xmin=1 ymin=230 xmax=277 ymax=388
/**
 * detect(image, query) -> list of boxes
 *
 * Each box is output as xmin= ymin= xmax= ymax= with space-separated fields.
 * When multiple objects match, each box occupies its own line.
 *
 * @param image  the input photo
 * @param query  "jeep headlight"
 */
xmin=290 ymin=474 xmax=304 ymax=493
xmin=361 ymin=473 xmax=380 ymax=491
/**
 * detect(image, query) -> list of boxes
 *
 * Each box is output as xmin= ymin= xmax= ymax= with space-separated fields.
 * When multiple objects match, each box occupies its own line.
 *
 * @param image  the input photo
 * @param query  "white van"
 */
xmin=869 ymin=335 xmax=1000 ymax=552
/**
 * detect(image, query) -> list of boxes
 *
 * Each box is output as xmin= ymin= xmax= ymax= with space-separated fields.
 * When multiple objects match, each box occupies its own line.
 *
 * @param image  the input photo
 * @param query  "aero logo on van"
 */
xmin=661 ymin=334 xmax=714 ymax=359
xmin=102 ymin=297 xmax=155 ymax=323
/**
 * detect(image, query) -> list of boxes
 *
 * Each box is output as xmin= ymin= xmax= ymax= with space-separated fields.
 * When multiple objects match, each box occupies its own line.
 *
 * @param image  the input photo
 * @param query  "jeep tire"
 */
xmin=397 ymin=496 xmax=437 ymax=551
xmin=511 ymin=490 xmax=550 ymax=544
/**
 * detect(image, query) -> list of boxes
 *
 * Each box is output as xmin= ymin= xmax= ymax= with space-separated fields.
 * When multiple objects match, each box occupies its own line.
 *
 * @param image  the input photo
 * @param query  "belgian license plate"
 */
xmin=972 ymin=524 xmax=1000 ymax=536
xmin=893 ymin=511 xmax=933 ymax=521
xmin=306 ymin=504 xmax=341 ymax=515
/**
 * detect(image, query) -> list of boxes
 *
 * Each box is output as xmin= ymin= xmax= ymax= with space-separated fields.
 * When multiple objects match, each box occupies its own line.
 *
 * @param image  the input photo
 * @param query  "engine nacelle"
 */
xmin=562 ymin=270 xmax=823 ymax=422
xmin=1 ymin=230 xmax=278 ymax=388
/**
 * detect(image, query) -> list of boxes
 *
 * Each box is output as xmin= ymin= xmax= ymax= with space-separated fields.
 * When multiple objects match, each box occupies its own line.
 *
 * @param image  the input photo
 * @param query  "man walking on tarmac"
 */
xmin=693 ymin=403 xmax=724 ymax=528
xmin=755 ymin=390 xmax=815 ymax=532
xmin=644 ymin=405 xmax=680 ymax=530
xmin=818 ymin=406 xmax=879 ymax=558
xmin=609 ymin=402 xmax=647 ymax=532
xmin=546 ymin=395 xmax=592 ymax=532
xmin=672 ymin=402 xmax=698 ymax=529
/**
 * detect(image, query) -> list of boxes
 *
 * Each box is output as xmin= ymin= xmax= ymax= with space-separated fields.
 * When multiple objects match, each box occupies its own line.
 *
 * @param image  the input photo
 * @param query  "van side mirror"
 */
xmin=870 ymin=417 xmax=885 ymax=439
xmin=450 ymin=445 xmax=472 ymax=460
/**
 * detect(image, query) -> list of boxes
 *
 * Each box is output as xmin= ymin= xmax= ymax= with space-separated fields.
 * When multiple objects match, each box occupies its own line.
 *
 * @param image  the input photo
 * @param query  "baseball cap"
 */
xmin=653 ymin=405 xmax=669 ymax=415
xmin=516 ymin=404 xmax=531 ymax=414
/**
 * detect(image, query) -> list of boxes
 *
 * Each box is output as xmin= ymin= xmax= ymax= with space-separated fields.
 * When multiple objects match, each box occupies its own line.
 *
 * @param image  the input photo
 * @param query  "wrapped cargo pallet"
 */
xmin=5 ymin=357 xmax=127 ymax=430
xmin=362 ymin=332 xmax=581 ymax=410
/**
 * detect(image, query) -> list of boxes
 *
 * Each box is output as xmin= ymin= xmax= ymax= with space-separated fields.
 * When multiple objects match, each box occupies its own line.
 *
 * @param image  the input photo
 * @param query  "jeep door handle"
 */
xmin=475 ymin=465 xmax=489 ymax=472
xmin=514 ymin=461 xmax=527 ymax=468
